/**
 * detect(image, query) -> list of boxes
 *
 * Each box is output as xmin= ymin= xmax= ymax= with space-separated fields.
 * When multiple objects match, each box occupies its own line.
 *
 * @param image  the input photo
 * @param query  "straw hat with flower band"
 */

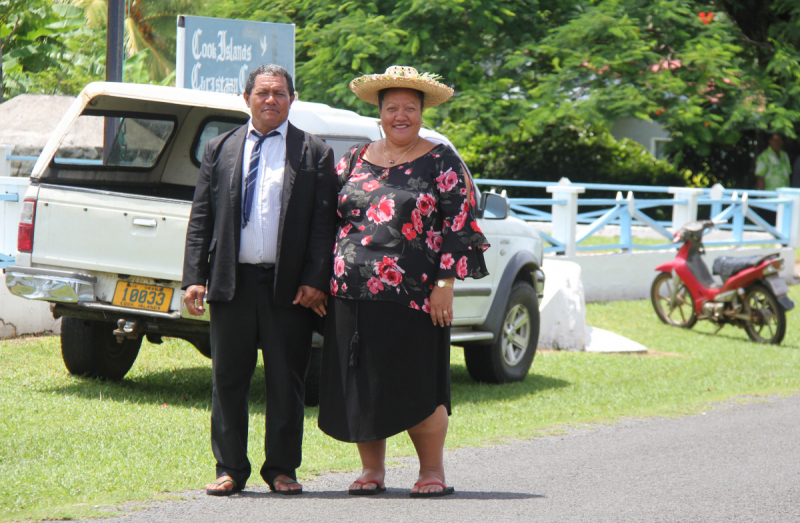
xmin=350 ymin=66 xmax=454 ymax=108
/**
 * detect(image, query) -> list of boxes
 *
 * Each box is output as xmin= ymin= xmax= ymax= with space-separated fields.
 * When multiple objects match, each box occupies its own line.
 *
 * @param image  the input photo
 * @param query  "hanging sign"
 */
xmin=176 ymin=15 xmax=295 ymax=95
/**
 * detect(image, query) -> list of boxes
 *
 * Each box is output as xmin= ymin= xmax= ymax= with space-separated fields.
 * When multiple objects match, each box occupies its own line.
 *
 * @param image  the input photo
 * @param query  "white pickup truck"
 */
xmin=5 ymin=82 xmax=545 ymax=400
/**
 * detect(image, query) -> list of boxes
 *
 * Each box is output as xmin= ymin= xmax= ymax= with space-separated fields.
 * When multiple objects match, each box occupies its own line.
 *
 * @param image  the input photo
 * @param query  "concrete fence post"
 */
xmin=776 ymin=188 xmax=800 ymax=248
xmin=732 ymin=192 xmax=747 ymax=244
xmin=669 ymin=187 xmax=704 ymax=230
xmin=547 ymin=182 xmax=585 ymax=257
xmin=709 ymin=183 xmax=724 ymax=220
xmin=0 ymin=145 xmax=12 ymax=178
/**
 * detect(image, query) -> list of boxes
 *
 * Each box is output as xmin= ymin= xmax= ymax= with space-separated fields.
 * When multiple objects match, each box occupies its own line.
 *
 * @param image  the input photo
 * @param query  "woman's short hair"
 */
xmin=378 ymin=88 xmax=425 ymax=110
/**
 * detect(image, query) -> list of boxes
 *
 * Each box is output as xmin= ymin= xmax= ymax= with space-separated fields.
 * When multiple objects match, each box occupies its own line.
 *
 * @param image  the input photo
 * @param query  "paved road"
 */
xmin=79 ymin=395 xmax=800 ymax=523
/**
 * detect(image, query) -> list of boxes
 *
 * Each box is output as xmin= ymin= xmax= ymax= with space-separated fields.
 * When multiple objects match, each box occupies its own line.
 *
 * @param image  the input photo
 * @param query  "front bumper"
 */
xmin=5 ymin=265 xmax=96 ymax=303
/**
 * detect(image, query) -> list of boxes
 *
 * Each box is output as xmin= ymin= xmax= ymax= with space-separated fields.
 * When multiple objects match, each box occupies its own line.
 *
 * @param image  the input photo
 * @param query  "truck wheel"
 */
xmin=464 ymin=281 xmax=539 ymax=383
xmin=61 ymin=318 xmax=142 ymax=381
xmin=304 ymin=333 xmax=324 ymax=407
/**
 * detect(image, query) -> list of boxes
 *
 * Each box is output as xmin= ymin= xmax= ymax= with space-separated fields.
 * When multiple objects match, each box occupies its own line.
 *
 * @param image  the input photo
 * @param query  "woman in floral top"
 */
xmin=329 ymin=142 xmax=488 ymax=309
xmin=318 ymin=66 xmax=490 ymax=498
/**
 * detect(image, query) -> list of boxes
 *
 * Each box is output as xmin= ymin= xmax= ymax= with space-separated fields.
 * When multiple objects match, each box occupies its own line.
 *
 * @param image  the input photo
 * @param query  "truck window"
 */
xmin=54 ymin=112 xmax=176 ymax=169
xmin=320 ymin=137 xmax=371 ymax=162
xmin=192 ymin=119 xmax=246 ymax=166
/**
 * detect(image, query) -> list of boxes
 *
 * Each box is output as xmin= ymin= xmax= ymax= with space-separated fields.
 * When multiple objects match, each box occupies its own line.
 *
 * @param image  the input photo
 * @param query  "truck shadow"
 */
xmin=43 ymin=363 xmax=569 ymax=411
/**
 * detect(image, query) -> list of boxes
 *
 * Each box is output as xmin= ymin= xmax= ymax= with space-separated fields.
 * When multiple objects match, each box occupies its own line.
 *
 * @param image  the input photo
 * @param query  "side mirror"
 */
xmin=481 ymin=192 xmax=509 ymax=220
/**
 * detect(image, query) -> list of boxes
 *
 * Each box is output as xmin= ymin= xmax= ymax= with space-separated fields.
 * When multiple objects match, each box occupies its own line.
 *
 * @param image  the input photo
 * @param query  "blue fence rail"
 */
xmin=474 ymin=178 xmax=800 ymax=255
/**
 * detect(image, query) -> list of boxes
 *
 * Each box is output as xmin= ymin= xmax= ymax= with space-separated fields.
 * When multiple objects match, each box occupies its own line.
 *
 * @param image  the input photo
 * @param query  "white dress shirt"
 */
xmin=239 ymin=119 xmax=288 ymax=264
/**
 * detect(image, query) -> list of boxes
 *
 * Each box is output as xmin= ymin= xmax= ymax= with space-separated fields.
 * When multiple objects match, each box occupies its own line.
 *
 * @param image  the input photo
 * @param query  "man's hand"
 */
xmin=184 ymin=285 xmax=206 ymax=316
xmin=293 ymin=285 xmax=327 ymax=316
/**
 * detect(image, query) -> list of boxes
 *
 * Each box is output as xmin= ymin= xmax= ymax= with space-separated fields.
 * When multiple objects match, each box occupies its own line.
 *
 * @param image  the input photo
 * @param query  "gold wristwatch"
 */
xmin=436 ymin=280 xmax=454 ymax=288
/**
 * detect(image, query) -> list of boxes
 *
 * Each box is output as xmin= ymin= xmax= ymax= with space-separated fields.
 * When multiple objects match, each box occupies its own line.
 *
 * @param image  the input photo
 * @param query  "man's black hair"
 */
xmin=245 ymin=65 xmax=294 ymax=96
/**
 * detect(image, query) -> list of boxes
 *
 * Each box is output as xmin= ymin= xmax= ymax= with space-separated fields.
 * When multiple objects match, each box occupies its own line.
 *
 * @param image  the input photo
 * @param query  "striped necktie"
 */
xmin=242 ymin=129 xmax=280 ymax=228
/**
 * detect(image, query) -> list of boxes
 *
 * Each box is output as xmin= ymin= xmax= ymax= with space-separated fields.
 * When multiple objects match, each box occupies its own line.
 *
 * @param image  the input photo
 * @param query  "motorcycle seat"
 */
xmin=712 ymin=254 xmax=778 ymax=279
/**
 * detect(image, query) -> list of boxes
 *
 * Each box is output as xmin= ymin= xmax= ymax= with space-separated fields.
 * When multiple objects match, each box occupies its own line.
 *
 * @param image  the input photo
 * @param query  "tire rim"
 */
xmin=747 ymin=288 xmax=779 ymax=342
xmin=501 ymin=304 xmax=530 ymax=366
xmin=655 ymin=276 xmax=693 ymax=326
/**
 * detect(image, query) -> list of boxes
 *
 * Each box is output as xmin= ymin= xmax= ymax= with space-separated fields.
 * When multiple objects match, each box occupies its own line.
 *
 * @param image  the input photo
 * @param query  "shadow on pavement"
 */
xmin=234 ymin=489 xmax=544 ymax=500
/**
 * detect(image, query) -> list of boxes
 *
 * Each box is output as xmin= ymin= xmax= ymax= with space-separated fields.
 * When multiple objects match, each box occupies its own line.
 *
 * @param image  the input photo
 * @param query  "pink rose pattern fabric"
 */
xmin=331 ymin=143 xmax=490 ymax=312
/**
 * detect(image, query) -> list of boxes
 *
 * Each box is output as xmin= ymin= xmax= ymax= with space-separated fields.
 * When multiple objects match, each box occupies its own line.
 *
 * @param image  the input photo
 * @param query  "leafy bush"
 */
xmin=463 ymin=118 xmax=686 ymax=192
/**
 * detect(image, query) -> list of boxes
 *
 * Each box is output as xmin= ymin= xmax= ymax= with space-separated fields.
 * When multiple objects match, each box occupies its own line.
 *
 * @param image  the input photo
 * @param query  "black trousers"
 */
xmin=208 ymin=263 xmax=312 ymax=489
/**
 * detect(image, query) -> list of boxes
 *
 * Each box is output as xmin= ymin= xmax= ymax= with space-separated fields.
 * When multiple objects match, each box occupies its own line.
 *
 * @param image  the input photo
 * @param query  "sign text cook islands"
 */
xmin=176 ymin=16 xmax=296 ymax=95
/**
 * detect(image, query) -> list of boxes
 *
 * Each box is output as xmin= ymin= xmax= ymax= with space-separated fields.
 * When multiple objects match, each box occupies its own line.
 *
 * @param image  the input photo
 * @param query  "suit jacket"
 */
xmin=181 ymin=121 xmax=337 ymax=307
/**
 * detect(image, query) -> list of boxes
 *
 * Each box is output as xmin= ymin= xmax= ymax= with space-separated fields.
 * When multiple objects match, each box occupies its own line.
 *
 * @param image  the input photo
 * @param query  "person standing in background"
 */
xmin=755 ymin=133 xmax=791 ymax=191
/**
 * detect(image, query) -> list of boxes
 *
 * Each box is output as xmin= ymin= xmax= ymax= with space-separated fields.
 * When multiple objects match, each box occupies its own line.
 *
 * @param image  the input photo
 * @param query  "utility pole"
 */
xmin=104 ymin=0 xmax=124 ymax=160
xmin=106 ymin=0 xmax=124 ymax=83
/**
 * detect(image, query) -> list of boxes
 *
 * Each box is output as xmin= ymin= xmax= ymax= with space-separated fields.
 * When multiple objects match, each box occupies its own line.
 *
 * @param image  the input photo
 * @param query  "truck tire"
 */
xmin=464 ymin=281 xmax=539 ymax=383
xmin=61 ymin=318 xmax=142 ymax=381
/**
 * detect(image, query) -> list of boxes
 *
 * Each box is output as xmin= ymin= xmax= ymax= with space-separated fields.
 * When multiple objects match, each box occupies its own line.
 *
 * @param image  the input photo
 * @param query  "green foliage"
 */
xmin=199 ymin=0 xmax=800 ymax=188
xmin=123 ymin=48 xmax=177 ymax=86
xmin=1 ymin=0 xmax=104 ymax=98
xmin=201 ymin=0 xmax=579 ymax=120
xmin=464 ymin=117 xmax=685 ymax=188
xmin=8 ymin=0 xmax=800 ymax=188
xmin=72 ymin=0 xmax=196 ymax=82
xmin=1 ymin=0 xmax=197 ymax=99
xmin=528 ymin=0 xmax=800 ymax=162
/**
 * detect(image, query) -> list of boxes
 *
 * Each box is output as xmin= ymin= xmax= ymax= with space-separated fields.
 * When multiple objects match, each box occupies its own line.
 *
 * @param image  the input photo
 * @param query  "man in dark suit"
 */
xmin=182 ymin=64 xmax=336 ymax=496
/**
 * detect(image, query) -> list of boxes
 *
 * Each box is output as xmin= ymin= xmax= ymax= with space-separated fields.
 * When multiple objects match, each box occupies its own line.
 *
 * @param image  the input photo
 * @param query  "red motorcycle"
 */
xmin=651 ymin=220 xmax=794 ymax=344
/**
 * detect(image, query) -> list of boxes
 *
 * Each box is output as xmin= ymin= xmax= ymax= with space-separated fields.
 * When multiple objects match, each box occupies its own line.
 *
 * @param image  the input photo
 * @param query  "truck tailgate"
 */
xmin=32 ymin=185 xmax=191 ymax=281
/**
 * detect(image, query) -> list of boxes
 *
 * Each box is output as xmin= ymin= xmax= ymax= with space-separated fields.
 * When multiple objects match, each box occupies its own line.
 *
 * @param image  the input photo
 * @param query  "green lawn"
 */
xmin=2 ymin=286 xmax=800 ymax=521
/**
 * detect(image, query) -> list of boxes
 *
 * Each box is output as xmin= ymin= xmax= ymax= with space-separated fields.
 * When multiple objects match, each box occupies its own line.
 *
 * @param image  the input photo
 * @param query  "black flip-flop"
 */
xmin=410 ymin=480 xmax=455 ymax=498
xmin=271 ymin=477 xmax=303 ymax=495
xmin=206 ymin=477 xmax=242 ymax=497
xmin=348 ymin=479 xmax=386 ymax=496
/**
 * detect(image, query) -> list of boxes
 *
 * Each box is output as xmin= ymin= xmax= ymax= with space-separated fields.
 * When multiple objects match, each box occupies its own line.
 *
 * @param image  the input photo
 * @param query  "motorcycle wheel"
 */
xmin=743 ymin=283 xmax=786 ymax=345
xmin=650 ymin=272 xmax=697 ymax=328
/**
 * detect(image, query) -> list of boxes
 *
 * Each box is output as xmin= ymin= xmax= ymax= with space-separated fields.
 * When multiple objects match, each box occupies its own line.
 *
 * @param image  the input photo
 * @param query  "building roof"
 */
xmin=0 ymin=94 xmax=77 ymax=149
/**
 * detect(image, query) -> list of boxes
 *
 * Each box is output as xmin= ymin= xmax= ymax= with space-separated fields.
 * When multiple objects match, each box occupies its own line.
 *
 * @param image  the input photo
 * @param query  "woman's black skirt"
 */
xmin=318 ymin=297 xmax=452 ymax=443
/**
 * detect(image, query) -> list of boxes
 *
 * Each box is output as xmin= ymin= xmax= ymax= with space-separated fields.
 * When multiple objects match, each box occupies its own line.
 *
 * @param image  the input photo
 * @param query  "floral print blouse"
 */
xmin=330 ymin=142 xmax=490 ymax=313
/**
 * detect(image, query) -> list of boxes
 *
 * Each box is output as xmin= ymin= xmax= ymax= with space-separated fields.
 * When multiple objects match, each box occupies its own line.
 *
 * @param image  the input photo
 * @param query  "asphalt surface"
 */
xmin=75 ymin=395 xmax=800 ymax=523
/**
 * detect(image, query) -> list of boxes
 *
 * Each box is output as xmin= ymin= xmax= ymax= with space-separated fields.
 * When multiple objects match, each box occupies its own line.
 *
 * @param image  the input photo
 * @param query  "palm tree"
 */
xmin=72 ymin=0 xmax=196 ymax=82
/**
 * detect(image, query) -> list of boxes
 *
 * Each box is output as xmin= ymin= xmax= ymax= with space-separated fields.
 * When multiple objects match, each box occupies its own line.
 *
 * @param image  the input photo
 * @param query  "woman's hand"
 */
xmin=429 ymin=278 xmax=455 ymax=327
